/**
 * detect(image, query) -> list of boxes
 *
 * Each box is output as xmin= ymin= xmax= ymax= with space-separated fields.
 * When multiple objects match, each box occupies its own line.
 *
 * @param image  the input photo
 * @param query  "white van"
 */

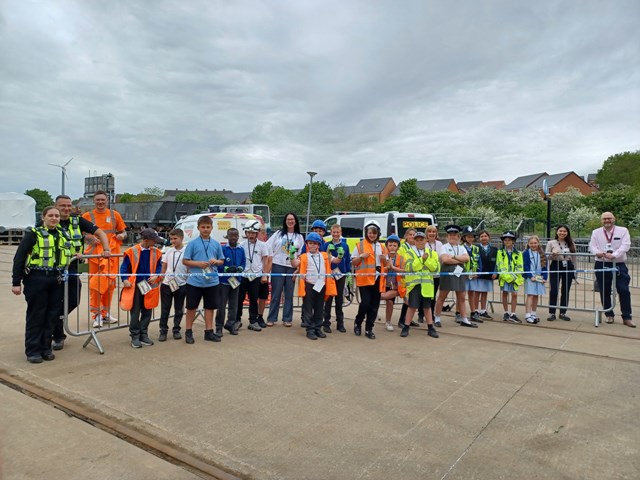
xmin=172 ymin=212 xmax=266 ymax=246
xmin=324 ymin=211 xmax=437 ymax=250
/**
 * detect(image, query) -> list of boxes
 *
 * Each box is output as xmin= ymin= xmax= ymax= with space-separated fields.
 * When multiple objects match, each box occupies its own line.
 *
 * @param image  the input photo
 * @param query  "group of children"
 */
xmin=118 ymin=216 xmax=552 ymax=348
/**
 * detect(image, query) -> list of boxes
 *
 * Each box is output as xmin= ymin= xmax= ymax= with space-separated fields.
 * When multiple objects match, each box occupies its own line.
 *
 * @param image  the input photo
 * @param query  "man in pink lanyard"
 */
xmin=589 ymin=211 xmax=633 ymax=327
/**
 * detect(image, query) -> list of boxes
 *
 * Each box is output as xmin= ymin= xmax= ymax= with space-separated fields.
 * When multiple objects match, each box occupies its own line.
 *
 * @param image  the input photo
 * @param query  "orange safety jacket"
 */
xmin=387 ymin=254 xmax=407 ymax=298
xmin=119 ymin=245 xmax=162 ymax=311
xmin=354 ymin=240 xmax=387 ymax=292
xmin=83 ymin=209 xmax=124 ymax=255
xmin=297 ymin=252 xmax=337 ymax=299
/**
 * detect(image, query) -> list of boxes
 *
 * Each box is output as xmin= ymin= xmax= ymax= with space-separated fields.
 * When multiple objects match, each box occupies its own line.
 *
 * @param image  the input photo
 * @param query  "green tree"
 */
xmin=596 ymin=151 xmax=640 ymax=189
xmin=118 ymin=193 xmax=135 ymax=203
xmin=267 ymin=187 xmax=298 ymax=213
xmin=550 ymin=187 xmax=583 ymax=225
xmin=25 ymin=188 xmax=53 ymax=212
xmin=251 ymin=181 xmax=274 ymax=204
xmin=174 ymin=193 xmax=228 ymax=210
xmin=296 ymin=180 xmax=334 ymax=217
xmin=581 ymin=185 xmax=640 ymax=225
xmin=333 ymin=184 xmax=379 ymax=213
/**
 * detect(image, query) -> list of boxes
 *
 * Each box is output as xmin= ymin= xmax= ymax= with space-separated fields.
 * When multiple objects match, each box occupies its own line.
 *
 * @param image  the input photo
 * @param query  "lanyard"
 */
xmin=310 ymin=253 xmax=322 ymax=273
xmin=603 ymin=227 xmax=615 ymax=244
xmin=412 ymin=247 xmax=424 ymax=257
xmin=451 ymin=245 xmax=460 ymax=256
xmin=172 ymin=250 xmax=183 ymax=271
xmin=200 ymin=237 xmax=211 ymax=258
xmin=247 ymin=241 xmax=257 ymax=265
xmin=506 ymin=249 xmax=513 ymax=270
xmin=427 ymin=242 xmax=436 ymax=253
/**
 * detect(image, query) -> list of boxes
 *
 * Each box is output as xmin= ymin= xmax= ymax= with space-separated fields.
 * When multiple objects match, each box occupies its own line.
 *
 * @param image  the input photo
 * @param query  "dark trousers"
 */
xmin=159 ymin=283 xmax=186 ymax=333
xmin=355 ymin=278 xmax=382 ymax=331
xmin=54 ymin=271 xmax=81 ymax=341
xmin=323 ymin=276 xmax=346 ymax=327
xmin=216 ymin=283 xmax=239 ymax=328
xmin=267 ymin=264 xmax=296 ymax=323
xmin=23 ymin=271 xmax=62 ymax=357
xmin=302 ymin=283 xmax=325 ymax=332
xmin=237 ymin=277 xmax=260 ymax=324
xmin=548 ymin=261 xmax=574 ymax=315
xmin=595 ymin=261 xmax=632 ymax=320
xmin=129 ymin=288 xmax=152 ymax=339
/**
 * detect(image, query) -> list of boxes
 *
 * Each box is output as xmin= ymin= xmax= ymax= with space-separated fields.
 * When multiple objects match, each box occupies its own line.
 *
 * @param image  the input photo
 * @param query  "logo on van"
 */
xmin=402 ymin=220 xmax=429 ymax=229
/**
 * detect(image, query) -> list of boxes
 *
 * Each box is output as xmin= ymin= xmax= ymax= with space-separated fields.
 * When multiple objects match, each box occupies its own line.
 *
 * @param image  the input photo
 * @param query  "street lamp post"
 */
xmin=305 ymin=171 xmax=317 ymax=235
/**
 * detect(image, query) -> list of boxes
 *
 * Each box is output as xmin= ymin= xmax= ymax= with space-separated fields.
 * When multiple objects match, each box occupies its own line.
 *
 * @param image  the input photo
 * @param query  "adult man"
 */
xmin=53 ymin=195 xmax=110 ymax=348
xmin=82 ymin=190 xmax=127 ymax=328
xmin=589 ymin=212 xmax=633 ymax=327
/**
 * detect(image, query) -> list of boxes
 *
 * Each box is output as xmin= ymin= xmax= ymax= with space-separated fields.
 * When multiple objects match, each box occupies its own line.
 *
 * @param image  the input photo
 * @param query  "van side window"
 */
xmin=325 ymin=217 xmax=337 ymax=229
xmin=340 ymin=217 xmax=364 ymax=238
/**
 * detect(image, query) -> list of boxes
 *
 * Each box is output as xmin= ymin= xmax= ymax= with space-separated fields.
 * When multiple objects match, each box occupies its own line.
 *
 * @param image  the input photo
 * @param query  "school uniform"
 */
xmin=523 ymin=249 xmax=547 ymax=296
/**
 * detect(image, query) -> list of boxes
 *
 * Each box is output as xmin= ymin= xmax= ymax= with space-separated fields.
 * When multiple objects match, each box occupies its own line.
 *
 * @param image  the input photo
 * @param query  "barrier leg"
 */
xmin=83 ymin=331 xmax=105 ymax=354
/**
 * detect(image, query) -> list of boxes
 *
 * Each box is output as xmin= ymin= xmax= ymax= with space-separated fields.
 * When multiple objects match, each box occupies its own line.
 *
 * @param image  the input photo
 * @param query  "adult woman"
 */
xmin=11 ymin=206 xmax=71 ymax=363
xmin=546 ymin=225 xmax=576 ymax=321
xmin=425 ymin=225 xmax=443 ymax=322
xmin=266 ymin=212 xmax=305 ymax=327
xmin=475 ymin=230 xmax=498 ymax=319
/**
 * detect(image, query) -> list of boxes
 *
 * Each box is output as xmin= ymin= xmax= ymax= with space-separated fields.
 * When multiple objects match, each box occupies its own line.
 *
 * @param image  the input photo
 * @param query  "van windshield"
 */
xmin=396 ymin=217 xmax=432 ymax=238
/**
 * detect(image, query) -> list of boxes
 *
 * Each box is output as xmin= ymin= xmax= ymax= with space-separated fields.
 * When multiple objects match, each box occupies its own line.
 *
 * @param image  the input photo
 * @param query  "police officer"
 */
xmin=52 ymin=195 xmax=110 ymax=349
xmin=12 ymin=206 xmax=72 ymax=363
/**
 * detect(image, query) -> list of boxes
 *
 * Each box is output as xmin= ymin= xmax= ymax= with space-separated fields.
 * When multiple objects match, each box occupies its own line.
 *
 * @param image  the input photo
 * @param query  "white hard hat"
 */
xmin=364 ymin=220 xmax=381 ymax=232
xmin=243 ymin=220 xmax=261 ymax=232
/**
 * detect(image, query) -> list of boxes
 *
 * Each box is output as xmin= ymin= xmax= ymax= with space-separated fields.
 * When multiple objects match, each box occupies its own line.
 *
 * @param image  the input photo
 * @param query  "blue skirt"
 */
xmin=524 ymin=279 xmax=546 ymax=296
xmin=501 ymin=282 xmax=517 ymax=293
xmin=467 ymin=278 xmax=493 ymax=292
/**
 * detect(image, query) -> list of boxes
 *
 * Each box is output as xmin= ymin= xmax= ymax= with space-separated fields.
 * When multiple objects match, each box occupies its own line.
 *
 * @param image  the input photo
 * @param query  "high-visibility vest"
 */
xmin=84 ymin=209 xmax=122 ymax=254
xmin=496 ymin=248 xmax=524 ymax=290
xmin=64 ymin=216 xmax=84 ymax=255
xmin=354 ymin=240 xmax=387 ymax=291
xmin=296 ymin=252 xmax=337 ymax=299
xmin=463 ymin=244 xmax=480 ymax=272
xmin=403 ymin=247 xmax=439 ymax=298
xmin=119 ymin=245 xmax=162 ymax=311
xmin=386 ymin=254 xmax=407 ymax=298
xmin=27 ymin=227 xmax=71 ymax=269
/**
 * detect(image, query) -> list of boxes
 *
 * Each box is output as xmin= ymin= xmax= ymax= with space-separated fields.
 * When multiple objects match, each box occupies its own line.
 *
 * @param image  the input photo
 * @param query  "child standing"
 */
xmin=476 ymin=230 xmax=498 ymax=319
xmin=216 ymin=228 xmax=246 ymax=336
xmin=461 ymin=226 xmax=483 ymax=323
xmin=182 ymin=216 xmax=225 ymax=344
xmin=380 ymin=235 xmax=405 ymax=332
xmin=523 ymin=235 xmax=547 ymax=324
xmin=237 ymin=220 xmax=271 ymax=332
xmin=397 ymin=228 xmax=421 ymax=327
xmin=120 ymin=229 xmax=164 ymax=348
xmin=322 ymin=224 xmax=351 ymax=333
xmin=496 ymin=231 xmax=524 ymax=323
xmin=158 ymin=228 xmax=187 ymax=341
xmin=292 ymin=233 xmax=336 ymax=340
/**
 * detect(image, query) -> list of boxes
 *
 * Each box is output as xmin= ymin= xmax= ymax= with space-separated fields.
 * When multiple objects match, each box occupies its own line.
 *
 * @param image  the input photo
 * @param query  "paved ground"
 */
xmin=1 ymin=245 xmax=639 ymax=479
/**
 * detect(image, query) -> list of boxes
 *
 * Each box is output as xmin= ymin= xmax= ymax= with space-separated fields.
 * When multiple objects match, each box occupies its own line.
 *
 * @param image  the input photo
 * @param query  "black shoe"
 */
xmin=306 ymin=331 xmax=318 ymax=340
xmin=417 ymin=316 xmax=425 ymax=324
xmin=257 ymin=316 xmax=267 ymax=329
xmin=480 ymin=311 xmax=493 ymax=319
xmin=52 ymin=339 xmax=65 ymax=351
xmin=547 ymin=314 xmax=556 ymax=321
xmin=471 ymin=312 xmax=483 ymax=323
xmin=173 ymin=331 xmax=182 ymax=340
xmin=27 ymin=355 xmax=43 ymax=364
xmin=158 ymin=332 xmax=168 ymax=342
xmin=131 ymin=338 xmax=142 ymax=348
xmin=248 ymin=322 xmax=262 ymax=332
xmin=336 ymin=323 xmax=346 ymax=333
xmin=42 ymin=352 xmax=55 ymax=361
xmin=215 ymin=327 xmax=223 ymax=337
xmin=322 ymin=325 xmax=332 ymax=334
xmin=509 ymin=314 xmax=522 ymax=324
xmin=224 ymin=323 xmax=238 ymax=335
xmin=365 ymin=330 xmax=376 ymax=339
xmin=427 ymin=326 xmax=439 ymax=338
xmin=400 ymin=324 xmax=410 ymax=338
xmin=410 ymin=321 xmax=420 ymax=327
xmin=559 ymin=314 xmax=571 ymax=321
xmin=185 ymin=329 xmax=195 ymax=344
xmin=503 ymin=313 xmax=510 ymax=321
xmin=140 ymin=335 xmax=154 ymax=346
xmin=354 ymin=324 xmax=362 ymax=336
xmin=204 ymin=330 xmax=221 ymax=342
xmin=315 ymin=329 xmax=327 ymax=338
xmin=459 ymin=321 xmax=479 ymax=328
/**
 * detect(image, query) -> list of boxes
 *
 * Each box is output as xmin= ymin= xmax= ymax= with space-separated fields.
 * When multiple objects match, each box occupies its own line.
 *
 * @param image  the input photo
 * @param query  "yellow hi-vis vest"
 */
xmin=403 ymin=247 xmax=440 ymax=298
xmin=496 ymin=248 xmax=524 ymax=290
xmin=27 ymin=227 xmax=71 ymax=269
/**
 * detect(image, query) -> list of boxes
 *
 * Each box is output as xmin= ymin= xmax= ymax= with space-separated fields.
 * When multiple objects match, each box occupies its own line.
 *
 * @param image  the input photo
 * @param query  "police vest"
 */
xmin=464 ymin=244 xmax=480 ymax=272
xmin=27 ymin=227 xmax=71 ymax=269
xmin=64 ymin=216 xmax=84 ymax=255
xmin=496 ymin=248 xmax=524 ymax=289
xmin=403 ymin=247 xmax=439 ymax=298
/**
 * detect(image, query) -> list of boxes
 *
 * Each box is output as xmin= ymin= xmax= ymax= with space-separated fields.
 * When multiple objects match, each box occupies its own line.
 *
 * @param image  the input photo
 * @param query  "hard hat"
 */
xmin=305 ymin=232 xmax=323 ymax=244
xmin=243 ymin=220 xmax=261 ymax=232
xmin=311 ymin=219 xmax=327 ymax=231
xmin=386 ymin=234 xmax=401 ymax=244
xmin=364 ymin=220 xmax=381 ymax=231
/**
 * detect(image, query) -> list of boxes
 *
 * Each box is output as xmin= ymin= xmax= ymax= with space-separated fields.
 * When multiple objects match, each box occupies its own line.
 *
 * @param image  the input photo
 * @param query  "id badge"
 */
xmin=228 ymin=276 xmax=240 ymax=289
xmin=534 ymin=275 xmax=543 ymax=283
xmin=202 ymin=265 xmax=213 ymax=275
xmin=137 ymin=280 xmax=151 ymax=295
xmin=453 ymin=265 xmax=463 ymax=277
xmin=332 ymin=267 xmax=344 ymax=280
xmin=168 ymin=278 xmax=180 ymax=292
xmin=313 ymin=280 xmax=325 ymax=292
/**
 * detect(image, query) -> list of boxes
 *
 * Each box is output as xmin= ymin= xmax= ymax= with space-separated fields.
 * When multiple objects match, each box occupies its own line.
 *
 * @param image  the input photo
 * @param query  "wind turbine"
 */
xmin=48 ymin=157 xmax=73 ymax=195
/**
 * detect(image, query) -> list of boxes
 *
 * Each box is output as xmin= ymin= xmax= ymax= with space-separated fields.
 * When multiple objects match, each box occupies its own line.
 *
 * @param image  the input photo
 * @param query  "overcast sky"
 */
xmin=1 ymin=0 xmax=639 ymax=200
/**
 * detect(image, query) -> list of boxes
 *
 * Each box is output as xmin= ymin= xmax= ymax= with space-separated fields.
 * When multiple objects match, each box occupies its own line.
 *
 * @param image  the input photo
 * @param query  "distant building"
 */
xmin=586 ymin=173 xmax=598 ymax=189
xmin=457 ymin=181 xmax=483 ymax=192
xmin=481 ymin=180 xmax=506 ymax=190
xmin=505 ymin=171 xmax=597 ymax=196
xmin=391 ymin=178 xmax=460 ymax=196
xmin=341 ymin=177 xmax=397 ymax=202
xmin=504 ymin=172 xmax=549 ymax=191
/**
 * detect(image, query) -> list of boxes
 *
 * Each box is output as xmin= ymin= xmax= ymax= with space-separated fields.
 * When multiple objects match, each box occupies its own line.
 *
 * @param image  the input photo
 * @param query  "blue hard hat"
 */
xmin=306 ymin=232 xmax=323 ymax=244
xmin=311 ymin=219 xmax=327 ymax=231
xmin=386 ymin=235 xmax=401 ymax=244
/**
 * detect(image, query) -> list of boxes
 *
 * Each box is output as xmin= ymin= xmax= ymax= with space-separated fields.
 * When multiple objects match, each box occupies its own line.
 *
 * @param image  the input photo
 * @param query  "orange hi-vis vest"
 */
xmin=119 ymin=245 xmax=162 ymax=311
xmin=387 ymin=254 xmax=407 ymax=298
xmin=297 ymin=252 xmax=337 ymax=299
xmin=83 ymin=208 xmax=124 ymax=255
xmin=354 ymin=240 xmax=387 ymax=292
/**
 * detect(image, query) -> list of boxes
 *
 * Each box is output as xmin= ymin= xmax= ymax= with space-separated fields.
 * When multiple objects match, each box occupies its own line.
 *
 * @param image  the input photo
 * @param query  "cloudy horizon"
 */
xmin=1 ymin=0 xmax=639 ymax=200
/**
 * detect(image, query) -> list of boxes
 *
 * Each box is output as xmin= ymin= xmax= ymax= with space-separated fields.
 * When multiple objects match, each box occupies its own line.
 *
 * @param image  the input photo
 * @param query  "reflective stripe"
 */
xmin=89 ymin=209 xmax=117 ymax=234
xmin=27 ymin=227 xmax=70 ymax=268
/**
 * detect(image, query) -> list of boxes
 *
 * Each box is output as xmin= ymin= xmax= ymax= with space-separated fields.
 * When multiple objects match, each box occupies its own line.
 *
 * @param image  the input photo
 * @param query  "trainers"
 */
xmin=322 ymin=325 xmax=332 ymax=334
xmin=559 ymin=314 xmax=571 ymax=321
xmin=400 ymin=324 xmax=410 ymax=337
xmin=92 ymin=317 xmax=103 ymax=328
xmin=257 ymin=316 xmax=267 ymax=329
xmin=315 ymin=329 xmax=327 ymax=339
xmin=410 ymin=321 xmax=420 ymax=327
xmin=42 ymin=351 xmax=55 ymax=361
xmin=204 ymin=330 xmax=221 ymax=342
xmin=503 ymin=313 xmax=510 ymax=321
xmin=434 ymin=320 xmax=442 ymax=328
xmin=547 ymin=314 xmax=556 ymax=321
xmin=185 ymin=330 xmax=195 ymax=344
xmin=471 ymin=312 xmax=483 ymax=323
xmin=354 ymin=324 xmax=362 ymax=336
xmin=224 ymin=323 xmax=238 ymax=335
xmin=27 ymin=355 xmax=43 ymax=364
xmin=158 ymin=332 xmax=168 ymax=342
xmin=102 ymin=314 xmax=119 ymax=324
xmin=140 ymin=335 xmax=154 ymax=346
xmin=509 ymin=314 xmax=522 ymax=324
xmin=248 ymin=322 xmax=262 ymax=332
xmin=427 ymin=325 xmax=439 ymax=338
xmin=386 ymin=322 xmax=394 ymax=332
xmin=526 ymin=316 xmax=536 ymax=324
xmin=283 ymin=322 xmax=292 ymax=328
xmin=52 ymin=339 xmax=65 ymax=351
xmin=131 ymin=338 xmax=142 ymax=348
xmin=455 ymin=313 xmax=462 ymax=324
xmin=173 ymin=331 xmax=182 ymax=340
xmin=306 ymin=331 xmax=318 ymax=340
xmin=480 ymin=311 xmax=493 ymax=319
xmin=365 ymin=330 xmax=376 ymax=340
xmin=336 ymin=323 xmax=346 ymax=333
xmin=215 ymin=327 xmax=223 ymax=337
